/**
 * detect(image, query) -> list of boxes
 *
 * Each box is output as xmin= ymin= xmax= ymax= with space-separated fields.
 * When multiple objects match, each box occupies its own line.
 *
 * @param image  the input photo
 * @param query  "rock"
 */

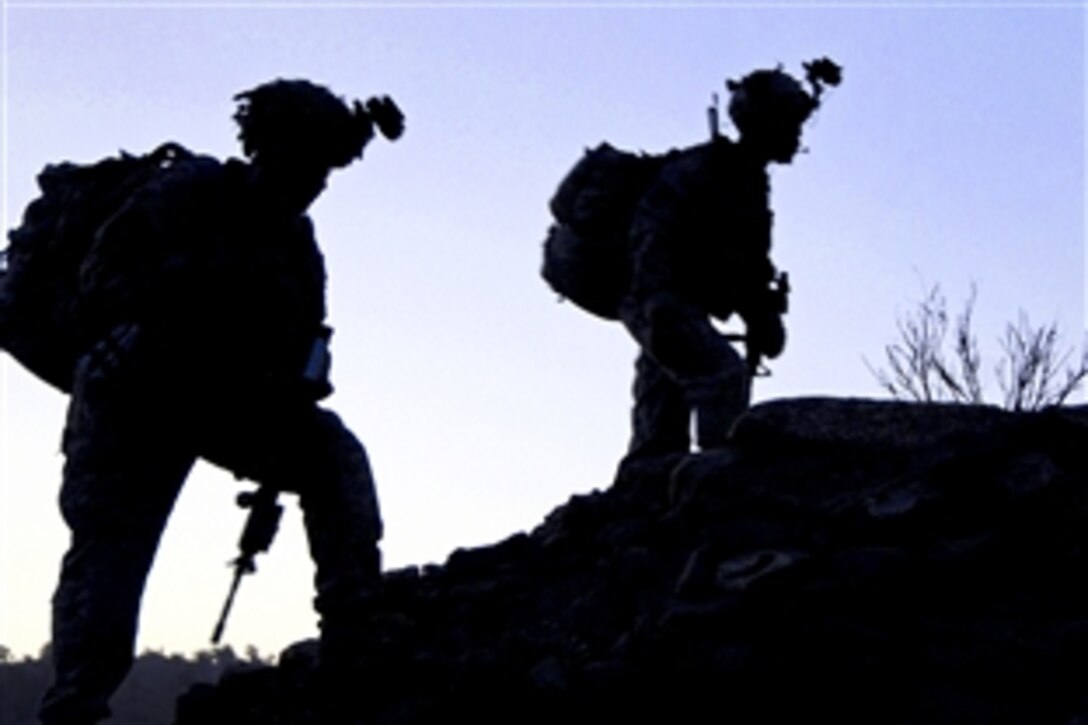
xmin=175 ymin=397 xmax=1088 ymax=724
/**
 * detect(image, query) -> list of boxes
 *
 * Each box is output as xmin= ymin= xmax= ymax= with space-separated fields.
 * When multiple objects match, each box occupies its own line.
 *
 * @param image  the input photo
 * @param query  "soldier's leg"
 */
xmin=638 ymin=294 xmax=750 ymax=451
xmin=686 ymin=362 xmax=750 ymax=450
xmin=290 ymin=408 xmax=386 ymax=716
xmin=294 ymin=408 xmax=383 ymax=618
xmin=203 ymin=402 xmax=383 ymax=622
xmin=216 ymin=403 xmax=382 ymax=725
xmin=627 ymin=350 xmax=692 ymax=458
xmin=621 ymin=294 xmax=694 ymax=461
xmin=41 ymin=374 xmax=193 ymax=724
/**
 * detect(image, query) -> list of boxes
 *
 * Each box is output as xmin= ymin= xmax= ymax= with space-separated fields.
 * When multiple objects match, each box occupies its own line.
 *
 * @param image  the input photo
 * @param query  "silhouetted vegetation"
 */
xmin=868 ymin=283 xmax=1087 ymax=409
xmin=0 ymin=644 xmax=272 ymax=725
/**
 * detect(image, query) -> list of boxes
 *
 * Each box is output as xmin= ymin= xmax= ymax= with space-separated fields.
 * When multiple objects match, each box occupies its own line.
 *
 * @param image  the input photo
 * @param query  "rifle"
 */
xmin=211 ymin=484 xmax=283 ymax=644
xmin=725 ymin=270 xmax=791 ymax=377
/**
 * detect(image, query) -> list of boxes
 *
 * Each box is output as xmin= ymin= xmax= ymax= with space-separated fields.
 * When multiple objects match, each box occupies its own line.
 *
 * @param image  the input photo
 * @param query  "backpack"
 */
xmin=541 ymin=143 xmax=668 ymax=320
xmin=0 ymin=142 xmax=194 ymax=392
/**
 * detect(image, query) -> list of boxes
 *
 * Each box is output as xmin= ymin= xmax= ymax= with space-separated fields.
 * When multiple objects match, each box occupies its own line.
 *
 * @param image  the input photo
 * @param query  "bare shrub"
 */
xmin=868 ymin=284 xmax=1087 ymax=410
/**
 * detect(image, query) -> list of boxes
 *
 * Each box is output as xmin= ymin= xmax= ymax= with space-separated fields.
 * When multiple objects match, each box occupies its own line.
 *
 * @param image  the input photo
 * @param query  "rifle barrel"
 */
xmin=211 ymin=563 xmax=246 ymax=644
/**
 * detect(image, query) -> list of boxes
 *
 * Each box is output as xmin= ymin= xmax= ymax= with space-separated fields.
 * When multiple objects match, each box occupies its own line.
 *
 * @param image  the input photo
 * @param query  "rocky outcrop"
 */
xmin=176 ymin=398 xmax=1088 ymax=724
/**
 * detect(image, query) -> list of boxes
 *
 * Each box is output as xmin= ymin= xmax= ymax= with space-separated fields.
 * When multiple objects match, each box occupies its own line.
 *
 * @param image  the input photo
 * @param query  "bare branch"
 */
xmin=871 ymin=283 xmax=1084 ymax=410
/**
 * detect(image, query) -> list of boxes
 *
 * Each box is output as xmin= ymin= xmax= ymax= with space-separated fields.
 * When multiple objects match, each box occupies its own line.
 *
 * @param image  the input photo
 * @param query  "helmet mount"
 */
xmin=233 ymin=78 xmax=404 ymax=171
xmin=802 ymin=57 xmax=844 ymax=105
xmin=723 ymin=57 xmax=842 ymax=137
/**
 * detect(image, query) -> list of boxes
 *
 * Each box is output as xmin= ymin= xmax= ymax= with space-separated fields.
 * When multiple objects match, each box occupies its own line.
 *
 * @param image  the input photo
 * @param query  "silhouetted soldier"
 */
xmin=36 ymin=79 xmax=404 ymax=724
xmin=619 ymin=60 xmax=840 ymax=466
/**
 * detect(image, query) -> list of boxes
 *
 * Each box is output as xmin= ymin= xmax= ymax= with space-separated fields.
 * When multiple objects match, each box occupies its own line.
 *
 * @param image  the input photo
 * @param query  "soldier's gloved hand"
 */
xmin=746 ymin=312 xmax=786 ymax=361
xmin=77 ymin=322 xmax=142 ymax=383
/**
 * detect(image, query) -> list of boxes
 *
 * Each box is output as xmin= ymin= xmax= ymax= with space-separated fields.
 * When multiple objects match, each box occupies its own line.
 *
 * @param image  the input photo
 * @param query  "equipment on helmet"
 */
xmin=725 ymin=56 xmax=842 ymax=134
xmin=233 ymin=79 xmax=403 ymax=169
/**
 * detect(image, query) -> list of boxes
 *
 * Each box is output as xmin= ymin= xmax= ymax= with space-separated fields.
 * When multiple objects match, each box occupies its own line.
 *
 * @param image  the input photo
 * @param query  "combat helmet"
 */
xmin=232 ymin=79 xmax=404 ymax=170
xmin=727 ymin=57 xmax=842 ymax=135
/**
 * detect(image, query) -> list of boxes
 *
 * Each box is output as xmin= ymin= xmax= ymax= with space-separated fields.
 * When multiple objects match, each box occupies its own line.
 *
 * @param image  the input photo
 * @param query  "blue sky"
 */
xmin=2 ymin=2 xmax=1084 ymax=659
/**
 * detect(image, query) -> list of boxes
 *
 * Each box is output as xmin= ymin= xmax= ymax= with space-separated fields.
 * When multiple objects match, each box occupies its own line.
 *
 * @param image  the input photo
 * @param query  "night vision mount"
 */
xmin=802 ymin=56 xmax=844 ymax=104
xmin=708 ymin=56 xmax=843 ymax=139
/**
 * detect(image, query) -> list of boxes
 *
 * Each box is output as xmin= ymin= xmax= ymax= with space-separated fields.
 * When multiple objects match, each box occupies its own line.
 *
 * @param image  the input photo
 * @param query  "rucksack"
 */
xmin=541 ymin=143 xmax=669 ymax=320
xmin=0 ymin=142 xmax=195 ymax=392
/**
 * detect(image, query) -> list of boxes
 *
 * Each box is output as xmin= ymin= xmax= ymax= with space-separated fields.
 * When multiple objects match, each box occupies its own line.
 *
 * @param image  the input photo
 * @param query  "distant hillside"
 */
xmin=0 ymin=647 xmax=268 ymax=725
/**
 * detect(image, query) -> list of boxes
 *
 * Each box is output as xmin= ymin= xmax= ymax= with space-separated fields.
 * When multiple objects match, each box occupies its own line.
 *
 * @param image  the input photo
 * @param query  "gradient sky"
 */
xmin=2 ymin=2 xmax=1084 ymax=660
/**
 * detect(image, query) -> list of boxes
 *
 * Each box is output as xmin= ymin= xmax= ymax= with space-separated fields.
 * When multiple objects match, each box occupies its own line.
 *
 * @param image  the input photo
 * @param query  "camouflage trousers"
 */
xmin=619 ymin=291 xmax=750 ymax=458
xmin=39 ymin=363 xmax=382 ymax=724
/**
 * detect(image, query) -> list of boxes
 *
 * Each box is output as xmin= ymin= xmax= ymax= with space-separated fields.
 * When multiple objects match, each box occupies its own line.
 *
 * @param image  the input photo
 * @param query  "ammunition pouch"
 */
xmin=300 ymin=325 xmax=334 ymax=401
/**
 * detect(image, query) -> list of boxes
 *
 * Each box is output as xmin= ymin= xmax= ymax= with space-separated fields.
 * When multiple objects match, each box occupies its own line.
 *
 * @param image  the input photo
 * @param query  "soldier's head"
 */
xmin=233 ymin=79 xmax=404 ymax=211
xmin=727 ymin=58 xmax=841 ymax=164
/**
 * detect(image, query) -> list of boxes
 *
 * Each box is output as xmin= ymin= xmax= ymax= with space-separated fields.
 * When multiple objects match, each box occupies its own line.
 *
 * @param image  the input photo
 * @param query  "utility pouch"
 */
xmin=301 ymin=325 xmax=333 ymax=400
